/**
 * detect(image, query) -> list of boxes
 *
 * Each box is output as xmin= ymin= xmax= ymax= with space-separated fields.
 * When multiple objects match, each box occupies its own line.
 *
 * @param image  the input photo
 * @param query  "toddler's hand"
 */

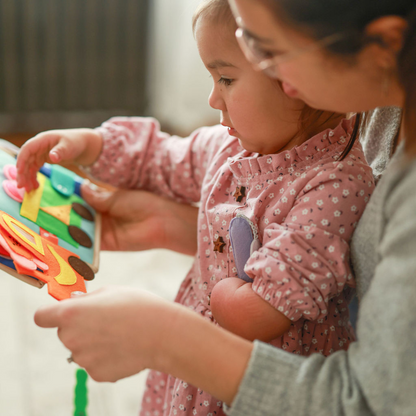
xmin=16 ymin=128 xmax=102 ymax=192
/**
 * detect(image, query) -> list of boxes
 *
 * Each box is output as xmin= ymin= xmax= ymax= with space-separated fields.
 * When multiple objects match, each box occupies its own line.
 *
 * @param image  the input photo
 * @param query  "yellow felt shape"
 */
xmin=3 ymin=213 xmax=45 ymax=256
xmin=47 ymin=244 xmax=77 ymax=285
xmin=40 ymin=205 xmax=72 ymax=225
xmin=20 ymin=173 xmax=46 ymax=222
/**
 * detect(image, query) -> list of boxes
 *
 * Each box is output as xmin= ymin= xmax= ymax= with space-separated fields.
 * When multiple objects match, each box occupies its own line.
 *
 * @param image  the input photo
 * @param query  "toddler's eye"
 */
xmin=218 ymin=77 xmax=233 ymax=86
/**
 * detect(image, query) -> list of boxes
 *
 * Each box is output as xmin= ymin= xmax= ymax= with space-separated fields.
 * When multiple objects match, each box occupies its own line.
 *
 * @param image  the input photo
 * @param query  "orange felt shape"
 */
xmin=0 ymin=211 xmax=86 ymax=300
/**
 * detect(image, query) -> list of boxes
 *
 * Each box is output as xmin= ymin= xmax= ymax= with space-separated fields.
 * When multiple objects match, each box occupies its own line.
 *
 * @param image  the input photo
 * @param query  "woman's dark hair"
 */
xmin=398 ymin=7 xmax=416 ymax=153
xmin=264 ymin=0 xmax=416 ymax=153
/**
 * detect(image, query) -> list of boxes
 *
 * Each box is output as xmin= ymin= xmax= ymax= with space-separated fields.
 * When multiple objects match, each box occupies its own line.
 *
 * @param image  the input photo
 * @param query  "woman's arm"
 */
xmin=34 ymin=286 xmax=252 ymax=405
xmin=33 ymin=161 xmax=416 ymax=415
xmin=211 ymin=277 xmax=291 ymax=342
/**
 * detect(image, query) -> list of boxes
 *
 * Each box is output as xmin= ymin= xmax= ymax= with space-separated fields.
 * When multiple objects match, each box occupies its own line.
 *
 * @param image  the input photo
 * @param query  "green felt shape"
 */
xmin=40 ymin=177 xmax=83 ymax=208
xmin=35 ymin=178 xmax=90 ymax=247
xmin=73 ymin=368 xmax=88 ymax=416
xmin=36 ymin=210 xmax=80 ymax=248
xmin=51 ymin=165 xmax=76 ymax=197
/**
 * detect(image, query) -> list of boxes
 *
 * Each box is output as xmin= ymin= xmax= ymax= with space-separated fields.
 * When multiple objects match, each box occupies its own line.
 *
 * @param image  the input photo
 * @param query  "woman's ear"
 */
xmin=363 ymin=16 xmax=408 ymax=73
xmin=366 ymin=16 xmax=408 ymax=53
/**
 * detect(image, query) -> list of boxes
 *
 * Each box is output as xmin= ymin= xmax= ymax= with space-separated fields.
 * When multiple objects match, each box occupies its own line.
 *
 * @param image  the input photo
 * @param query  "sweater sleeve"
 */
xmin=226 ymin=162 xmax=416 ymax=416
xmin=245 ymin=161 xmax=374 ymax=322
xmin=86 ymin=117 xmax=228 ymax=204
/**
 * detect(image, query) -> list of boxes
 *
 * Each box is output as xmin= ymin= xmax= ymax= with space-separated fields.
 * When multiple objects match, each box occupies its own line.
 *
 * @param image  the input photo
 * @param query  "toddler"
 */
xmin=17 ymin=1 xmax=374 ymax=415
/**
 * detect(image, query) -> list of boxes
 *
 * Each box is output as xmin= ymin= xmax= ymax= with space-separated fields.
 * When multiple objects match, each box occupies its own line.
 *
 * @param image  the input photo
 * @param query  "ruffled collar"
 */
xmin=227 ymin=117 xmax=354 ymax=180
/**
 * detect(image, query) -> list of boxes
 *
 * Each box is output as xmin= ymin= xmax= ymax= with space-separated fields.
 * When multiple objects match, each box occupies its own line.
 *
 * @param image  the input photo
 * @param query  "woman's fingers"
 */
xmin=81 ymin=181 xmax=117 ymax=213
xmin=34 ymin=303 xmax=63 ymax=328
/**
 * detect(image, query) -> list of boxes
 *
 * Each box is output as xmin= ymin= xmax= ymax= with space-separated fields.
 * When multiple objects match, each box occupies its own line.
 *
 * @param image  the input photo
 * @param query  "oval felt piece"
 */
xmin=68 ymin=225 xmax=92 ymax=248
xmin=72 ymin=202 xmax=94 ymax=222
xmin=229 ymin=217 xmax=255 ymax=283
xmin=3 ymin=164 xmax=17 ymax=181
xmin=68 ymin=256 xmax=95 ymax=281
xmin=3 ymin=180 xmax=25 ymax=203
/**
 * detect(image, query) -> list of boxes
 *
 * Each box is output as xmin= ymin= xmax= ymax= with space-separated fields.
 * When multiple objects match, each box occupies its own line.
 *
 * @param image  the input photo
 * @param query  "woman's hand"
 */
xmin=82 ymin=182 xmax=199 ymax=255
xmin=34 ymin=286 xmax=178 ymax=382
xmin=34 ymin=286 xmax=253 ymax=404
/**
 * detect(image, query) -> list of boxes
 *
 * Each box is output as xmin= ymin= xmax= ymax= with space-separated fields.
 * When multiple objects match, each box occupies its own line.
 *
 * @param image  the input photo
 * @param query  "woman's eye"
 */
xmin=218 ymin=77 xmax=233 ymax=86
xmin=255 ymin=46 xmax=276 ymax=60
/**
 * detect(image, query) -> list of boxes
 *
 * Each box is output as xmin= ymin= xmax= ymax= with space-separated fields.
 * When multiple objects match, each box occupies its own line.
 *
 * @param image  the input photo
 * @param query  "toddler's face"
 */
xmin=196 ymin=18 xmax=305 ymax=155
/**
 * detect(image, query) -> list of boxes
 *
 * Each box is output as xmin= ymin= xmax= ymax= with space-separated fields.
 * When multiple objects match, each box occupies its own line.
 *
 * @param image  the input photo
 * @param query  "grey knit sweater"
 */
xmin=227 ymin=107 xmax=416 ymax=415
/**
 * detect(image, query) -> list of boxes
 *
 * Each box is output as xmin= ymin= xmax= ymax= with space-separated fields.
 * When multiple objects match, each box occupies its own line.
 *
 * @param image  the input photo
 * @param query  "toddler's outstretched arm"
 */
xmin=211 ymin=277 xmax=291 ymax=342
xmin=16 ymin=128 xmax=102 ymax=192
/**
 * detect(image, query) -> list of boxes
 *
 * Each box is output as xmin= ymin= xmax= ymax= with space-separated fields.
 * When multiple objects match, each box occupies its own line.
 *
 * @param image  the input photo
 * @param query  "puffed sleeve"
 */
xmin=245 ymin=160 xmax=374 ymax=322
xmin=85 ymin=117 xmax=228 ymax=204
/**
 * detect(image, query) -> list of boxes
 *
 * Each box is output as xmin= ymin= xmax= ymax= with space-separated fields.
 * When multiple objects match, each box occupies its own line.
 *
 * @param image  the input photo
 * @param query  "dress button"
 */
xmin=233 ymin=186 xmax=246 ymax=202
xmin=213 ymin=236 xmax=226 ymax=253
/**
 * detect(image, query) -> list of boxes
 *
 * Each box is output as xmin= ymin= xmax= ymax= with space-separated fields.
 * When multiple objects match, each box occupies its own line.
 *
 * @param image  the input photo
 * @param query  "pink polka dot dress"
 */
xmin=87 ymin=116 xmax=375 ymax=416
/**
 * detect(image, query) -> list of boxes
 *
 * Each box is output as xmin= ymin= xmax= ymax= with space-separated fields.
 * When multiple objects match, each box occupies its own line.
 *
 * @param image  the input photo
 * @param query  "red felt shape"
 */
xmin=0 ymin=211 xmax=87 ymax=300
xmin=39 ymin=228 xmax=59 ymax=245
xmin=0 ymin=244 xmax=10 ymax=257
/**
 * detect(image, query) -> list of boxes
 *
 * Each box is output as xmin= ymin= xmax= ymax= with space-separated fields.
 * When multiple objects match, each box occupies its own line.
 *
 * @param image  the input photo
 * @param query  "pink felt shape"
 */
xmin=0 ymin=233 xmax=37 ymax=270
xmin=3 ymin=165 xmax=17 ymax=181
xmin=3 ymin=180 xmax=25 ymax=203
xmin=33 ymin=257 xmax=49 ymax=271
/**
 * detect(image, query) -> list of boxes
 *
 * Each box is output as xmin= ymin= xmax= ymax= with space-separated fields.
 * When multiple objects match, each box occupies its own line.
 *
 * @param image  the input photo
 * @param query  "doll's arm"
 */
xmin=211 ymin=277 xmax=291 ymax=342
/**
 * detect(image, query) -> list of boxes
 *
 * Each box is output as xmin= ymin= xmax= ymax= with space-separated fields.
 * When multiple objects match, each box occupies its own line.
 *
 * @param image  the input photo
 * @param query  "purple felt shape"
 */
xmin=229 ymin=217 xmax=254 ymax=282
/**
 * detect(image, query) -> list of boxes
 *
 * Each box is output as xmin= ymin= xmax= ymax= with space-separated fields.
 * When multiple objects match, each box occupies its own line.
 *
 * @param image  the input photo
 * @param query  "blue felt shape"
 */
xmin=50 ymin=165 xmax=75 ymax=197
xmin=229 ymin=217 xmax=254 ymax=282
xmin=41 ymin=163 xmax=83 ymax=197
xmin=0 ymin=255 xmax=16 ymax=270
xmin=39 ymin=164 xmax=52 ymax=177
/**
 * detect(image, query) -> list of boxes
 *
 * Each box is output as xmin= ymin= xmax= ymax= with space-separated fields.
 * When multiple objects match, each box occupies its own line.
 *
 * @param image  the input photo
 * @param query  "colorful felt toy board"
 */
xmin=0 ymin=144 xmax=100 ymax=300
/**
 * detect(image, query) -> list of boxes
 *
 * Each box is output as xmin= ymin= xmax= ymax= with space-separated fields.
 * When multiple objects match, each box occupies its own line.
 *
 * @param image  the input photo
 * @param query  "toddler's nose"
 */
xmin=208 ymin=86 xmax=225 ymax=111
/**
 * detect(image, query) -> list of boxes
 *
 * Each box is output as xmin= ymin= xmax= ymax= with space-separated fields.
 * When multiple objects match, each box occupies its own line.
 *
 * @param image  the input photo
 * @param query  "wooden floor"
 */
xmin=0 ymin=249 xmax=193 ymax=416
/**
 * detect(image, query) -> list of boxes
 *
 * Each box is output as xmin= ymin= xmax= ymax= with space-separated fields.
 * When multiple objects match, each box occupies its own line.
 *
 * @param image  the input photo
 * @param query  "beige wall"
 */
xmin=148 ymin=0 xmax=219 ymax=134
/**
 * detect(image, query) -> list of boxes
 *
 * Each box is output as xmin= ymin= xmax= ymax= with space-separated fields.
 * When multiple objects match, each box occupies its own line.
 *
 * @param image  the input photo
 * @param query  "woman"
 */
xmin=35 ymin=0 xmax=416 ymax=414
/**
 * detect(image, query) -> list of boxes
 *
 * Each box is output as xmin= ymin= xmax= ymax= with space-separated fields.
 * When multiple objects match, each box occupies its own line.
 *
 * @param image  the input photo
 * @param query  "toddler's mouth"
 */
xmin=221 ymin=123 xmax=238 ymax=137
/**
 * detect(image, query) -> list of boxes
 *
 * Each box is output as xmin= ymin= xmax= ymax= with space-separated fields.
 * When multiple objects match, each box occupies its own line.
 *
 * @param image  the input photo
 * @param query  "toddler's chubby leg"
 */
xmin=211 ymin=277 xmax=291 ymax=342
